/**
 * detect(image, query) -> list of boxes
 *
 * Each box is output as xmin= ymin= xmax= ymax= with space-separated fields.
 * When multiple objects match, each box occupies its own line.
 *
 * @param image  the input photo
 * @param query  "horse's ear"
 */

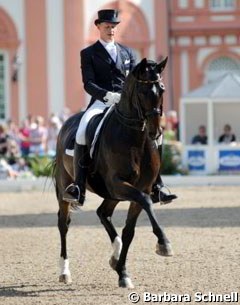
xmin=133 ymin=58 xmax=147 ymax=76
xmin=140 ymin=58 xmax=147 ymax=65
xmin=157 ymin=57 xmax=168 ymax=74
xmin=139 ymin=58 xmax=147 ymax=71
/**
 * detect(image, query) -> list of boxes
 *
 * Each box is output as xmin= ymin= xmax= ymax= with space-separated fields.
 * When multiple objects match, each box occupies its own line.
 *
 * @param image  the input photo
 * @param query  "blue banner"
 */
xmin=219 ymin=150 xmax=240 ymax=171
xmin=188 ymin=150 xmax=205 ymax=171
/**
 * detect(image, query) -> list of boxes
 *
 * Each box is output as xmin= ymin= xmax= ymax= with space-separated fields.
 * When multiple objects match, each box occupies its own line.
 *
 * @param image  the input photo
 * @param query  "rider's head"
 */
xmin=95 ymin=9 xmax=120 ymax=43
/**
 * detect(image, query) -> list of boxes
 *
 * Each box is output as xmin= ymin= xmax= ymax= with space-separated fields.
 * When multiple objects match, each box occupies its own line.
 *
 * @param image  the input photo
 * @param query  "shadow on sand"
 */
xmin=0 ymin=206 xmax=239 ymax=228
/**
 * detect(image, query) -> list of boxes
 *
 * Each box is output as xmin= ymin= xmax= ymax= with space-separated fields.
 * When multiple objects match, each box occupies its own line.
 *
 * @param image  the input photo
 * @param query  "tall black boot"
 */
xmin=151 ymin=144 xmax=177 ymax=204
xmin=63 ymin=144 xmax=90 ymax=205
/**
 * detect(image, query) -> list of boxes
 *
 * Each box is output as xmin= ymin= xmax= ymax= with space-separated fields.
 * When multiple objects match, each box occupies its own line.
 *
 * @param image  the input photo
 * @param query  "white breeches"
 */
xmin=76 ymin=100 xmax=108 ymax=145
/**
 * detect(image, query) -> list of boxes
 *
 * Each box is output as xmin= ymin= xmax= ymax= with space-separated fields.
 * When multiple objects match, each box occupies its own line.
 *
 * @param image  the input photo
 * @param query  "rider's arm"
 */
xmin=80 ymin=48 xmax=108 ymax=102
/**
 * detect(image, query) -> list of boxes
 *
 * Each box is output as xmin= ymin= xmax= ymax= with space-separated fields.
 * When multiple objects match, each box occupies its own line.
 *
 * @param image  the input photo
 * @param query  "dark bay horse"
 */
xmin=54 ymin=57 xmax=173 ymax=288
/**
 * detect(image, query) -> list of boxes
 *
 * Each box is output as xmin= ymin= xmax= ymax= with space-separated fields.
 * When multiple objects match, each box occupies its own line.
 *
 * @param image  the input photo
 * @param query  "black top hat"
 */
xmin=94 ymin=9 xmax=120 ymax=25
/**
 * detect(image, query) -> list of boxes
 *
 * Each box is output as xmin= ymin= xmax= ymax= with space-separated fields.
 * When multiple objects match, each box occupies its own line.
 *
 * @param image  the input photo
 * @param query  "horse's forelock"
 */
xmin=133 ymin=60 xmax=158 ymax=80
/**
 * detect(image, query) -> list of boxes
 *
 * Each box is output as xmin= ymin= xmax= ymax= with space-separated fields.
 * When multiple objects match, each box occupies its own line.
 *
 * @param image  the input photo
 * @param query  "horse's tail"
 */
xmin=51 ymin=158 xmax=59 ymax=197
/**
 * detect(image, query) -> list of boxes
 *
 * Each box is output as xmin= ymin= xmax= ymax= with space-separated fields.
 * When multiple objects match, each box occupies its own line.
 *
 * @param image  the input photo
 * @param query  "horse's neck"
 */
xmin=117 ymin=93 xmax=138 ymax=120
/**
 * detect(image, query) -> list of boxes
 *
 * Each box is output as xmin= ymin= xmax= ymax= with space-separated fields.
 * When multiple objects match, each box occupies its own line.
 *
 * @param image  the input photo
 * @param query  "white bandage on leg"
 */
xmin=76 ymin=100 xmax=107 ymax=145
xmin=112 ymin=236 xmax=122 ymax=260
xmin=59 ymin=258 xmax=71 ymax=276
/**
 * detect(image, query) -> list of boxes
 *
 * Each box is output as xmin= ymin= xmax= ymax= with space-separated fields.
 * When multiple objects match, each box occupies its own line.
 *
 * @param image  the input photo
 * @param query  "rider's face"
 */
xmin=97 ymin=22 xmax=118 ymax=42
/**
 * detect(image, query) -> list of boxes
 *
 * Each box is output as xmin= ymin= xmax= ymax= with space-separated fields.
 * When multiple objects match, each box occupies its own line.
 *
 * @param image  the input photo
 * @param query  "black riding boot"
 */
xmin=151 ymin=144 xmax=177 ymax=204
xmin=151 ymin=175 xmax=177 ymax=204
xmin=63 ymin=144 xmax=90 ymax=206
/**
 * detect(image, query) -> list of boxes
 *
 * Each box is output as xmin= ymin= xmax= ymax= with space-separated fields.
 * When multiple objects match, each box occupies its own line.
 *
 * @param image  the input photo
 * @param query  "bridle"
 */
xmin=115 ymin=72 xmax=165 ymax=132
xmin=134 ymin=74 xmax=164 ymax=119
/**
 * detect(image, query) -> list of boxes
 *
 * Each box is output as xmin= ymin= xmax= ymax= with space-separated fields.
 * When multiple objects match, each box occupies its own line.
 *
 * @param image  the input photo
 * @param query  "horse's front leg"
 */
xmin=111 ymin=180 xmax=173 ymax=256
xmin=58 ymin=201 xmax=72 ymax=284
xmin=116 ymin=201 xmax=142 ymax=288
xmin=96 ymin=199 xmax=121 ymax=270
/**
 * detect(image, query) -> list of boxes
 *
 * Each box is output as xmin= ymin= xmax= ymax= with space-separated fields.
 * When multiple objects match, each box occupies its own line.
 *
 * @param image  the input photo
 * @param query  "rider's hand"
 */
xmin=103 ymin=92 xmax=121 ymax=106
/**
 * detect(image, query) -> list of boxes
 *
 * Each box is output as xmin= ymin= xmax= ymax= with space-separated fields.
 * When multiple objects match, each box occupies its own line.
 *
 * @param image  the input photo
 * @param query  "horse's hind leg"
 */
xmin=116 ymin=201 xmax=142 ymax=288
xmin=96 ymin=199 xmax=120 ymax=270
xmin=58 ymin=201 xmax=72 ymax=284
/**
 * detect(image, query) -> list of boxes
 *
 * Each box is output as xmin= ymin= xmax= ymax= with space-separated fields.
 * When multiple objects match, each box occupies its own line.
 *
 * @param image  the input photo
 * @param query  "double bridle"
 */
xmin=134 ymin=75 xmax=164 ymax=120
xmin=115 ymin=74 xmax=164 ymax=131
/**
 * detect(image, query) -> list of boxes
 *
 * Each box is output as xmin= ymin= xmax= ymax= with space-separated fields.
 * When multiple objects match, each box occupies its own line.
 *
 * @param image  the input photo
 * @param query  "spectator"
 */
xmin=164 ymin=121 xmax=177 ymax=144
xmin=12 ymin=157 xmax=30 ymax=173
xmin=192 ymin=125 xmax=208 ymax=145
xmin=19 ymin=118 xmax=31 ymax=157
xmin=0 ymin=158 xmax=17 ymax=179
xmin=218 ymin=124 xmax=236 ymax=144
xmin=6 ymin=119 xmax=19 ymax=143
xmin=167 ymin=110 xmax=179 ymax=140
xmin=0 ymin=124 xmax=9 ymax=156
xmin=6 ymin=139 xmax=21 ymax=165
xmin=29 ymin=116 xmax=48 ymax=156
xmin=47 ymin=115 xmax=62 ymax=156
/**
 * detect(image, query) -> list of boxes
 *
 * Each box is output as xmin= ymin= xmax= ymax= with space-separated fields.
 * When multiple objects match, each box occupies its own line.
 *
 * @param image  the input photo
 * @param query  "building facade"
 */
xmin=0 ymin=0 xmax=239 ymax=123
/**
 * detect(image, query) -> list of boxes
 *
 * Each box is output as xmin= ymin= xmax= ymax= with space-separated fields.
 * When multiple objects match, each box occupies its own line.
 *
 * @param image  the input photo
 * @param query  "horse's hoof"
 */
xmin=156 ymin=243 xmax=174 ymax=256
xmin=59 ymin=274 xmax=72 ymax=284
xmin=119 ymin=277 xmax=134 ymax=289
xmin=109 ymin=256 xmax=118 ymax=270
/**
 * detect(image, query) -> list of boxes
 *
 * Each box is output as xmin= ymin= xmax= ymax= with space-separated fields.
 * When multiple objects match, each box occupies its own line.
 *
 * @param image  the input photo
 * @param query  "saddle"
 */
xmin=65 ymin=105 xmax=114 ymax=159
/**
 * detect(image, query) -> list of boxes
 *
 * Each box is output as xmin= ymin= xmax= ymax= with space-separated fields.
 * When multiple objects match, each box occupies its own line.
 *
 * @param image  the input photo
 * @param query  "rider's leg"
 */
xmin=63 ymin=101 xmax=107 ymax=205
xmin=151 ymin=137 xmax=177 ymax=204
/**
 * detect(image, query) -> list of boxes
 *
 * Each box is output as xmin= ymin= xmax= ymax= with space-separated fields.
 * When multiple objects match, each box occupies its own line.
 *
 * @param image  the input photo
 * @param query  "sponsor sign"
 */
xmin=188 ymin=150 xmax=205 ymax=171
xmin=219 ymin=150 xmax=240 ymax=171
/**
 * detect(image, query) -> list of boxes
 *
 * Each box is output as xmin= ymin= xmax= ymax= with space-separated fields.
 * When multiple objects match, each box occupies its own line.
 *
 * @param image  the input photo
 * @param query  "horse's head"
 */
xmin=130 ymin=57 xmax=168 ymax=140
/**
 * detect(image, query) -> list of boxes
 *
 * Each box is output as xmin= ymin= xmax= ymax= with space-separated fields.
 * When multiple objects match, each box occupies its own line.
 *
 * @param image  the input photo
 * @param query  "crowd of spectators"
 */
xmin=0 ymin=109 xmax=71 ymax=179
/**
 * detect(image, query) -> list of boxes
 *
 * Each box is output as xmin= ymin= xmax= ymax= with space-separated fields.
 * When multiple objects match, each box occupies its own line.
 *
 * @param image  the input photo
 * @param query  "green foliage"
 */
xmin=161 ymin=144 xmax=182 ymax=175
xmin=27 ymin=156 xmax=53 ymax=177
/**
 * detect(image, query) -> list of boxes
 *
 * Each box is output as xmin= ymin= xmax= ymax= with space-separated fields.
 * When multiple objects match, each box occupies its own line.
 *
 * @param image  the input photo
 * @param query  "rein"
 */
xmin=114 ymin=106 xmax=146 ymax=131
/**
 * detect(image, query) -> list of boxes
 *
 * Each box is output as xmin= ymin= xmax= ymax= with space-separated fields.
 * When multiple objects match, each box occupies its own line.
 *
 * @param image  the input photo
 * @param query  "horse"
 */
xmin=53 ymin=57 xmax=173 ymax=289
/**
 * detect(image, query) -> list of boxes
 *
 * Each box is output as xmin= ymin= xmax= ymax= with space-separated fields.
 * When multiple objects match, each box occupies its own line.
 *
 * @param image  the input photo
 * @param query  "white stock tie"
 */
xmin=107 ymin=44 xmax=117 ymax=62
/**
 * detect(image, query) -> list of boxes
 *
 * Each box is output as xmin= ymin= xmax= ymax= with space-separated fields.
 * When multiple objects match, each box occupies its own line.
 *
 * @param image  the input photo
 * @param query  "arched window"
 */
xmin=205 ymin=56 xmax=240 ymax=83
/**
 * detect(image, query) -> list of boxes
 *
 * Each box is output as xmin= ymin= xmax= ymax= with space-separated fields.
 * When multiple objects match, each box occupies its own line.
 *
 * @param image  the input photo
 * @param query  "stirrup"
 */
xmin=63 ymin=183 xmax=81 ymax=203
xmin=159 ymin=184 xmax=177 ymax=205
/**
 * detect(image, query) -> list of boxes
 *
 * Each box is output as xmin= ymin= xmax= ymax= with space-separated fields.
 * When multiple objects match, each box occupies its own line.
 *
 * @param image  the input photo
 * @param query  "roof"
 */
xmin=183 ymin=73 xmax=240 ymax=99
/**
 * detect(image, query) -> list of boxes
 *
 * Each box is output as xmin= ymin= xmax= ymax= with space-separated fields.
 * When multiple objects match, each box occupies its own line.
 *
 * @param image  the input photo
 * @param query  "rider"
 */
xmin=63 ymin=9 xmax=177 ymax=206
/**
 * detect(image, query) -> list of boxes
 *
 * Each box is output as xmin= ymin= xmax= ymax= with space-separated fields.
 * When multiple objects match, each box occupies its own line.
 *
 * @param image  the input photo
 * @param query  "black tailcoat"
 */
xmin=80 ymin=40 xmax=136 ymax=107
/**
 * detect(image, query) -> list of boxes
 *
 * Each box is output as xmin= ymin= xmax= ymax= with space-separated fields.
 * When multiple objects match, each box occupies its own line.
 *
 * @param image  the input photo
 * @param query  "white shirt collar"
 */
xmin=99 ymin=39 xmax=115 ymax=49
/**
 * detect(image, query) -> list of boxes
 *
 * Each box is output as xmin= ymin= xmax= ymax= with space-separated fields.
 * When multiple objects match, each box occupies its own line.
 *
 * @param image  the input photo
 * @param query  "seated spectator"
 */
xmin=0 ymin=158 xmax=18 ymax=179
xmin=0 ymin=124 xmax=9 ymax=156
xmin=12 ymin=157 xmax=30 ymax=173
xmin=6 ymin=139 xmax=21 ymax=165
xmin=192 ymin=125 xmax=208 ymax=145
xmin=218 ymin=124 xmax=236 ymax=144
